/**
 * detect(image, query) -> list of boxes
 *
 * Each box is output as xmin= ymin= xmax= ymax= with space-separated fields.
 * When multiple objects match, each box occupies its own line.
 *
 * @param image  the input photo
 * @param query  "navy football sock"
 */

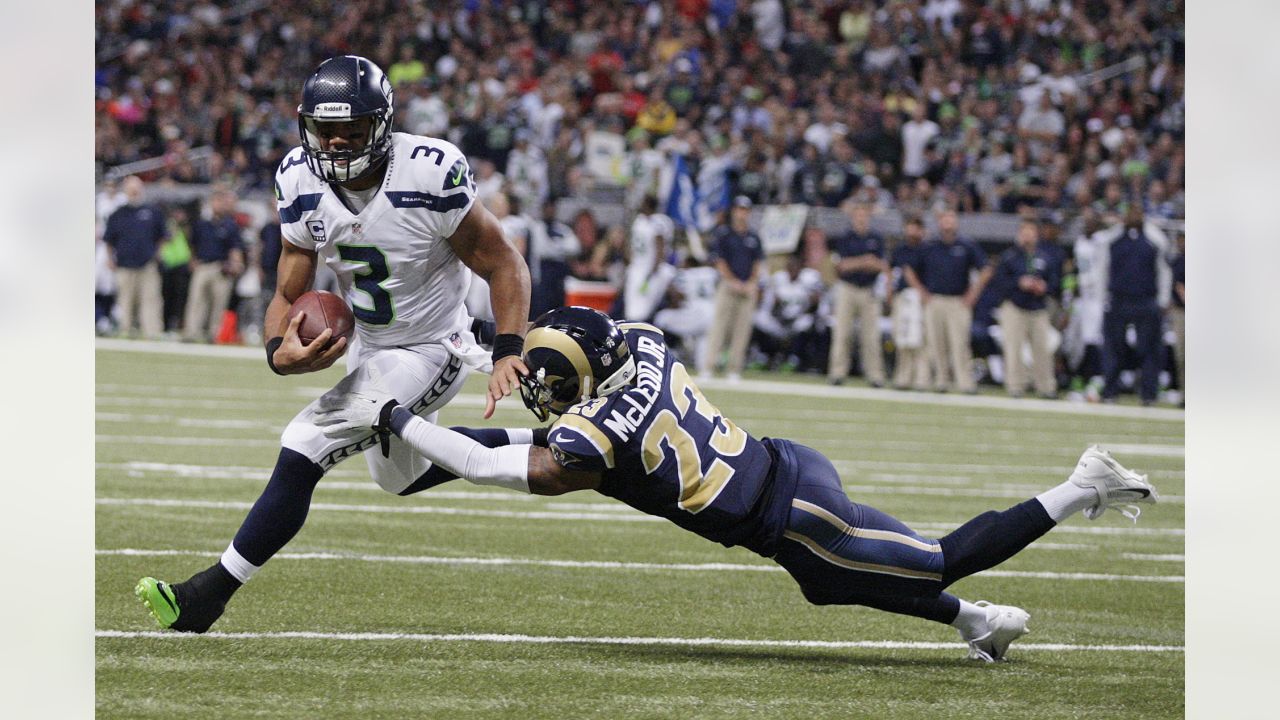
xmin=853 ymin=592 xmax=961 ymax=625
xmin=398 ymin=426 xmax=517 ymax=495
xmin=938 ymin=499 xmax=1055 ymax=588
xmin=229 ymin=448 xmax=324 ymax=567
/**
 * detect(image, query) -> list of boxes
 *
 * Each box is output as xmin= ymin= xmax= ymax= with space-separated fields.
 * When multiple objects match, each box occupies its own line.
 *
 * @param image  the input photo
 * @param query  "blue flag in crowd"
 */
xmin=663 ymin=154 xmax=712 ymax=232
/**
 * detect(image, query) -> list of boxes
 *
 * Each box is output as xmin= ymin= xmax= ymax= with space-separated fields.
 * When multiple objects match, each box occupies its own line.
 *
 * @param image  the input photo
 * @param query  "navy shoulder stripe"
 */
xmin=386 ymin=191 xmax=471 ymax=212
xmin=279 ymin=193 xmax=323 ymax=224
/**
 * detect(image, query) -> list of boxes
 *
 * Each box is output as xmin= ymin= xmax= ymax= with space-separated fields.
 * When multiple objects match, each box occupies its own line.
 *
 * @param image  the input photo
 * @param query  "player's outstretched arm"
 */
xmin=447 ymin=199 xmax=533 ymax=418
xmin=314 ymin=392 xmax=600 ymax=495
xmin=264 ymin=242 xmax=347 ymax=375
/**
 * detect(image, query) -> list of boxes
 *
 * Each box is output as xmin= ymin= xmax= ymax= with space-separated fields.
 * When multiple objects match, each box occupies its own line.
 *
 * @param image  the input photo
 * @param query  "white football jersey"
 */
xmin=275 ymin=133 xmax=478 ymax=348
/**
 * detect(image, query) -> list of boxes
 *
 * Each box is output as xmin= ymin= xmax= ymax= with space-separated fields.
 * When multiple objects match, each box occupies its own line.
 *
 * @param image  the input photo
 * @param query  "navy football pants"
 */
xmin=771 ymin=441 xmax=1054 ymax=624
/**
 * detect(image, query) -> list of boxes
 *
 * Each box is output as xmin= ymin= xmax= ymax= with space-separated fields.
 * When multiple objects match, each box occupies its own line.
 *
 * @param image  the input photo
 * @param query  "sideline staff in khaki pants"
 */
xmin=827 ymin=202 xmax=888 ymax=386
xmin=994 ymin=221 xmax=1061 ymax=397
xmin=184 ymin=188 xmax=246 ymax=342
xmin=699 ymin=197 xmax=764 ymax=381
xmin=904 ymin=210 xmax=992 ymax=394
xmin=102 ymin=176 xmax=167 ymax=339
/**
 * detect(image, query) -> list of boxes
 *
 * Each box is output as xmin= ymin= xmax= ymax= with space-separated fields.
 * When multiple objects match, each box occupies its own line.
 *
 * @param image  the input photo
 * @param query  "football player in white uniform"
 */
xmin=136 ymin=55 xmax=532 ymax=632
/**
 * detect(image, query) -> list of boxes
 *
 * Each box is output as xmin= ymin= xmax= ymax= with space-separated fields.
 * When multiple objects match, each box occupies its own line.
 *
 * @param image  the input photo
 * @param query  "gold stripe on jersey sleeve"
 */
xmin=552 ymin=414 xmax=616 ymax=469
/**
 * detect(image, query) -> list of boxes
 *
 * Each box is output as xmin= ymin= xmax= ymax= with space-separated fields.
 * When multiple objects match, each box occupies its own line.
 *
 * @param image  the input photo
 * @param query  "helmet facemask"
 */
xmin=298 ymin=113 xmax=391 ymax=184
xmin=519 ymin=367 xmax=587 ymax=423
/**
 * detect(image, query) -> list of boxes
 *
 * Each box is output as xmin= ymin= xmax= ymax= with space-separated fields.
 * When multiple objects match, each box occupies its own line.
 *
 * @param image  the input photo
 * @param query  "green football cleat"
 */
xmin=135 ymin=577 xmax=182 ymax=629
xmin=134 ymin=564 xmax=237 ymax=633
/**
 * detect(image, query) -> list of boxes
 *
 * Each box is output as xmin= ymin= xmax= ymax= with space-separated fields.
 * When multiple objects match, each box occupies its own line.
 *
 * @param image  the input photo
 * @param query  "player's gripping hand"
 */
xmin=315 ymin=388 xmax=399 ymax=437
xmin=271 ymin=312 xmax=349 ymax=375
xmin=484 ymin=354 xmax=529 ymax=419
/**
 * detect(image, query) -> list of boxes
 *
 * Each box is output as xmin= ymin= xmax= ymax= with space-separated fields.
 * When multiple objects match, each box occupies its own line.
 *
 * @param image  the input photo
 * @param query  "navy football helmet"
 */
xmin=297 ymin=55 xmax=395 ymax=183
xmin=519 ymin=307 xmax=638 ymax=422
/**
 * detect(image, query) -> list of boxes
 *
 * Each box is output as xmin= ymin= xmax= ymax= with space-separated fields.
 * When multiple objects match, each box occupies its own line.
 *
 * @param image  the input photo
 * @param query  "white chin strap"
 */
xmin=594 ymin=356 xmax=637 ymax=398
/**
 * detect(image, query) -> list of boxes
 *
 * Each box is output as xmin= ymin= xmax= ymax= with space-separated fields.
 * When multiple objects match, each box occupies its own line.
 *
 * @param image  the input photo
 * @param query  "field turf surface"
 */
xmin=96 ymin=342 xmax=1184 ymax=719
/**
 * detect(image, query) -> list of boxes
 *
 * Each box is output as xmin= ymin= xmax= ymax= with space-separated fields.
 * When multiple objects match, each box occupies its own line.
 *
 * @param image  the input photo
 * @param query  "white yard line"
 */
xmin=93 ymin=628 xmax=1184 ymax=654
xmin=99 ymin=461 xmax=1184 ymax=504
xmin=96 ymin=413 xmax=278 ymax=431
xmin=842 ymin=483 xmax=1185 ymax=504
xmin=96 ymin=435 xmax=280 ymax=448
xmin=1122 ymin=553 xmax=1185 ymax=562
xmin=97 ymin=338 xmax=1184 ymax=420
xmin=95 ymin=496 xmax=1187 ymax=536
xmin=834 ymin=459 xmax=1185 ymax=478
xmin=95 ymin=548 xmax=1183 ymax=583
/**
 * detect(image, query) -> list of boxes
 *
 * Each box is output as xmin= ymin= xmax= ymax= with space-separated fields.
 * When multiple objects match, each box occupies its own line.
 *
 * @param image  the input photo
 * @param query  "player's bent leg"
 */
xmin=353 ymin=345 xmax=470 ymax=494
xmin=136 ymin=446 xmax=325 ymax=632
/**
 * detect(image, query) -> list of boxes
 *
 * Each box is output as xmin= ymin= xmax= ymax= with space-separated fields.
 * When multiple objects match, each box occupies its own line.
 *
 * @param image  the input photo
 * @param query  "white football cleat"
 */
xmin=964 ymin=601 xmax=1031 ymax=663
xmin=1069 ymin=445 xmax=1159 ymax=522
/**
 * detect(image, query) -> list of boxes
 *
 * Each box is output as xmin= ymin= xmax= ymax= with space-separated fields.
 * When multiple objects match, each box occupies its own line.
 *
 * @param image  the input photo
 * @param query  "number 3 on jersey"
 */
xmin=336 ymin=244 xmax=395 ymax=325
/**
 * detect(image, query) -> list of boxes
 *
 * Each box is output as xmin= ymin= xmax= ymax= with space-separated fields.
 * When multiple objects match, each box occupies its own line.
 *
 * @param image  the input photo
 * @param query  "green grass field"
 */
xmin=96 ymin=342 xmax=1184 ymax=719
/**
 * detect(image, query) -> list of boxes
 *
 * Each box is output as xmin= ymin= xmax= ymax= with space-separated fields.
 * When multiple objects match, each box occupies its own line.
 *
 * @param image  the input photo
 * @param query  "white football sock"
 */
xmin=951 ymin=599 xmax=990 ymax=640
xmin=220 ymin=543 xmax=262 ymax=584
xmin=1035 ymin=480 xmax=1101 ymax=523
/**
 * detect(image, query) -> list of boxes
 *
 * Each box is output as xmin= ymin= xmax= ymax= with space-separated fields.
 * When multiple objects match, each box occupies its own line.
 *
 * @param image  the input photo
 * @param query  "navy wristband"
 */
xmin=492 ymin=333 xmax=524 ymax=363
xmin=387 ymin=404 xmax=414 ymax=436
xmin=265 ymin=337 xmax=285 ymax=375
xmin=531 ymin=426 xmax=550 ymax=447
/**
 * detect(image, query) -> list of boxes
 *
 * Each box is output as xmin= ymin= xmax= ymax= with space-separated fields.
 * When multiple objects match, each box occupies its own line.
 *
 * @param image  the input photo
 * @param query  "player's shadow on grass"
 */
xmin=577 ymin=642 xmax=967 ymax=669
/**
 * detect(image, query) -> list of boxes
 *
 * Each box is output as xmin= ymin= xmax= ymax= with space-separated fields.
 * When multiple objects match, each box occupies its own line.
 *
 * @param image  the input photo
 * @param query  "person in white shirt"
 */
xmin=754 ymin=252 xmax=826 ymax=371
xmin=901 ymin=103 xmax=940 ymax=179
xmin=624 ymin=197 xmax=677 ymax=322
xmin=654 ymin=255 xmax=720 ymax=367
xmin=505 ymin=129 xmax=548 ymax=219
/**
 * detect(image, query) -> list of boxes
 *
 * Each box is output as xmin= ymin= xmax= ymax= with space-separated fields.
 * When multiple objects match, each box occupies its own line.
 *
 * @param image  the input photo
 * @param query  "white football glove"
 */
xmin=315 ymin=388 xmax=398 ymax=438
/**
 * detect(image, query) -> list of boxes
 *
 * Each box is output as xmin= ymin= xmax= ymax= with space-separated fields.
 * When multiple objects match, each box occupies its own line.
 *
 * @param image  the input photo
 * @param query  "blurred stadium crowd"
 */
xmin=94 ymin=0 xmax=1184 ymax=404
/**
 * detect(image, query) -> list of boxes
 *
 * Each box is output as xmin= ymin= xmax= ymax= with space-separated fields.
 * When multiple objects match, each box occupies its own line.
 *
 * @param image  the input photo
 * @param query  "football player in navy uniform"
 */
xmin=136 ymin=56 xmax=531 ymax=632
xmin=315 ymin=306 xmax=1159 ymax=662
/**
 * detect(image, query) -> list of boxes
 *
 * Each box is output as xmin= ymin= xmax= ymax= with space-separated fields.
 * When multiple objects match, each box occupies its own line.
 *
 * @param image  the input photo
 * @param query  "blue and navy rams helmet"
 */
xmin=519 ymin=307 xmax=638 ymax=422
xmin=297 ymin=55 xmax=394 ymax=183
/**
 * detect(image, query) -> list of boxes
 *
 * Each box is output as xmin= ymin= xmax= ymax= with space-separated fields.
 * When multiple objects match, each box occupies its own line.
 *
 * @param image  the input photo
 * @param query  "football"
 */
xmin=286 ymin=290 xmax=355 ymax=346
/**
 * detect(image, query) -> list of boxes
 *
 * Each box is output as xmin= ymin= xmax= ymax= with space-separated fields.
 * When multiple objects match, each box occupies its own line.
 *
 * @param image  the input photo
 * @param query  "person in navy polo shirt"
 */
xmin=1093 ymin=204 xmax=1173 ymax=406
xmin=828 ymin=201 xmax=888 ymax=386
xmin=698 ymin=196 xmax=765 ymax=382
xmin=994 ymin=220 xmax=1061 ymax=398
xmin=904 ymin=209 xmax=993 ymax=394
xmin=889 ymin=216 xmax=930 ymax=390
xmin=102 ymin=175 xmax=167 ymax=338
xmin=183 ymin=186 xmax=246 ymax=342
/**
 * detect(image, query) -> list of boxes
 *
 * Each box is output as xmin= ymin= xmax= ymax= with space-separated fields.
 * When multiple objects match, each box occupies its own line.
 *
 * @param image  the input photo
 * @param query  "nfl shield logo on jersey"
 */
xmin=307 ymin=220 xmax=327 ymax=244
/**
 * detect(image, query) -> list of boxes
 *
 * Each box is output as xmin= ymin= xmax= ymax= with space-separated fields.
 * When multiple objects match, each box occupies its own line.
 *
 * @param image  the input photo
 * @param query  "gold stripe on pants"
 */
xmin=699 ymin=283 xmax=757 ymax=376
xmin=998 ymin=300 xmax=1056 ymax=396
xmin=828 ymin=281 xmax=885 ymax=383
xmin=924 ymin=295 xmax=974 ymax=393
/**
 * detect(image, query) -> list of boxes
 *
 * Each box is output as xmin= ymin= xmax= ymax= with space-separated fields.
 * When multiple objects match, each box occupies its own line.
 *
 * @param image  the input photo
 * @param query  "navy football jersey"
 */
xmin=546 ymin=323 xmax=784 ymax=554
